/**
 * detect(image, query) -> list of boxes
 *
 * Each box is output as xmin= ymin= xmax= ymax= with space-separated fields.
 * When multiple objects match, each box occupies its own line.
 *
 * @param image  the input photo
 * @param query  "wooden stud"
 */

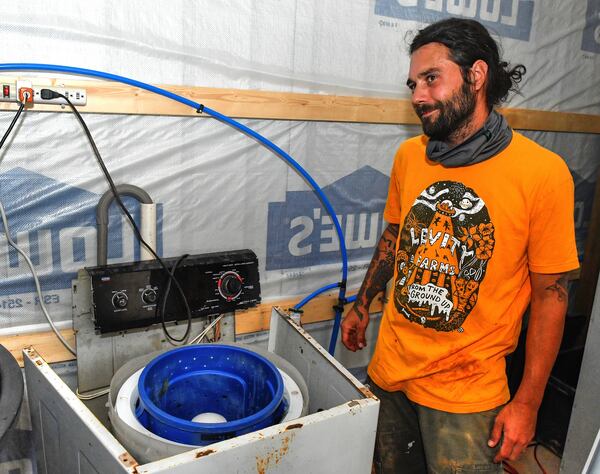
xmin=0 ymin=291 xmax=385 ymax=367
xmin=2 ymin=328 xmax=75 ymax=367
xmin=0 ymin=76 xmax=598 ymax=133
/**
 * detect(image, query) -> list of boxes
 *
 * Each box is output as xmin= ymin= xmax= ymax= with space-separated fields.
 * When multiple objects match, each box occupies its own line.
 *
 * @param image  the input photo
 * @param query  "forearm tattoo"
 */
xmin=545 ymin=274 xmax=569 ymax=303
xmin=355 ymin=224 xmax=398 ymax=319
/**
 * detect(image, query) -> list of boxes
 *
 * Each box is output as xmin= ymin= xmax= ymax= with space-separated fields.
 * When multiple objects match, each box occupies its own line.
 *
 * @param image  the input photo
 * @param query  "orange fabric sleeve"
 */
xmin=383 ymin=154 xmax=402 ymax=224
xmin=528 ymin=161 xmax=579 ymax=274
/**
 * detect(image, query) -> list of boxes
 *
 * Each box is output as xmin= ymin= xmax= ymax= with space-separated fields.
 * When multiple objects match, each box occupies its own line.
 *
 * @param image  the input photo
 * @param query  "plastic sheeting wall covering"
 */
xmin=0 ymin=1 xmax=598 ymax=334
xmin=1 ymin=0 xmax=598 ymax=112
xmin=0 ymin=113 xmax=597 ymax=331
xmin=0 ymin=3 xmax=599 ymax=472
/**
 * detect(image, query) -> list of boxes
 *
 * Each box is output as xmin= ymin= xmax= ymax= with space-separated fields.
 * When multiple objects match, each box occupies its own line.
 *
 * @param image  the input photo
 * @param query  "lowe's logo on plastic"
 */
xmin=266 ymin=166 xmax=388 ymax=270
xmin=375 ymin=0 xmax=534 ymax=41
xmin=0 ymin=168 xmax=163 ymax=296
xmin=582 ymin=0 xmax=600 ymax=53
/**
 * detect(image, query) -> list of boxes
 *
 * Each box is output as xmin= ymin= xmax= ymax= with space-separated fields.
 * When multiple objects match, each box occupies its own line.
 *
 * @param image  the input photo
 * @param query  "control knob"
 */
xmin=112 ymin=291 xmax=128 ymax=309
xmin=218 ymin=271 xmax=243 ymax=301
xmin=141 ymin=288 xmax=158 ymax=305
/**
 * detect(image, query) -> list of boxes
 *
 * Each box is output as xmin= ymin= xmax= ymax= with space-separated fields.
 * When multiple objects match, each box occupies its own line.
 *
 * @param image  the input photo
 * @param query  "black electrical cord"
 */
xmin=158 ymin=253 xmax=191 ymax=343
xmin=502 ymin=442 xmax=548 ymax=474
xmin=0 ymin=101 xmax=25 ymax=151
xmin=532 ymin=443 xmax=548 ymax=474
xmin=44 ymin=89 xmax=193 ymax=343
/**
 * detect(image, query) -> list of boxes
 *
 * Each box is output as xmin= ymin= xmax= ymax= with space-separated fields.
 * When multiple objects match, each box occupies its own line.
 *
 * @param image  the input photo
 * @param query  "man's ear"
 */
xmin=470 ymin=59 xmax=488 ymax=92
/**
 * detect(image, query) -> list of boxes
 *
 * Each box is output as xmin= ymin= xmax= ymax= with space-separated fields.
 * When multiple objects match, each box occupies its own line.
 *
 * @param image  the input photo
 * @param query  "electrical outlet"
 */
xmin=16 ymin=79 xmax=34 ymax=104
xmin=33 ymin=86 xmax=87 ymax=106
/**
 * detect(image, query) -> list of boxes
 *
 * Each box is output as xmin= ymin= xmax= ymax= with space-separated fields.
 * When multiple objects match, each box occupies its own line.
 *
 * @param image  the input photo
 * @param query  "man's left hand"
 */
xmin=488 ymin=400 xmax=537 ymax=463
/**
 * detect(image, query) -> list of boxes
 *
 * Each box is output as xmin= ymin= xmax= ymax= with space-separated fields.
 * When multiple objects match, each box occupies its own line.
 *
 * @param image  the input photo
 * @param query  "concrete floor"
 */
xmin=505 ymin=444 xmax=561 ymax=473
xmin=367 ymin=444 xmax=562 ymax=474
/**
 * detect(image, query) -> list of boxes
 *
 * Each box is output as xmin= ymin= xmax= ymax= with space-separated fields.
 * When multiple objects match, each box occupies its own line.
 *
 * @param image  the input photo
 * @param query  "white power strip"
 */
xmin=0 ymin=80 xmax=87 ymax=106
xmin=33 ymin=85 xmax=87 ymax=106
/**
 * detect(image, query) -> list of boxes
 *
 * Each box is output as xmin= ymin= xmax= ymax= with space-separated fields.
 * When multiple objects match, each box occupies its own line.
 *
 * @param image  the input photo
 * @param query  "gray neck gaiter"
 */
xmin=425 ymin=110 xmax=512 ymax=167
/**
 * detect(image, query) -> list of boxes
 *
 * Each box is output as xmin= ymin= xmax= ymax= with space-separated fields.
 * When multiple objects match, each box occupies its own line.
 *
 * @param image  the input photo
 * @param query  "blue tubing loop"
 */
xmin=0 ymin=63 xmax=348 ymax=354
xmin=294 ymin=282 xmax=340 ymax=311
xmin=295 ymin=285 xmax=357 ymax=355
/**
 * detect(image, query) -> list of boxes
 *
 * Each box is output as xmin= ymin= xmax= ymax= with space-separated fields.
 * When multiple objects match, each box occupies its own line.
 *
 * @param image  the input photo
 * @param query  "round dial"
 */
xmin=141 ymin=288 xmax=158 ymax=305
xmin=218 ymin=271 xmax=243 ymax=301
xmin=112 ymin=291 xmax=128 ymax=309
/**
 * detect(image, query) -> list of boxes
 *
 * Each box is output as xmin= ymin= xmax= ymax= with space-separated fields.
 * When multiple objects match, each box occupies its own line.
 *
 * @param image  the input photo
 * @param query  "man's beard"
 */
xmin=414 ymin=80 xmax=477 ymax=141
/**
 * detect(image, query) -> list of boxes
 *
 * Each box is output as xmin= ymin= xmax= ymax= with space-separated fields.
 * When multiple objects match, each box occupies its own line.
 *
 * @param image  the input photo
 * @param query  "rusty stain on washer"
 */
xmin=285 ymin=423 xmax=303 ymax=431
xmin=255 ymin=432 xmax=294 ymax=473
xmin=195 ymin=448 xmax=216 ymax=458
xmin=359 ymin=386 xmax=376 ymax=398
xmin=118 ymin=452 xmax=138 ymax=468
xmin=347 ymin=400 xmax=360 ymax=408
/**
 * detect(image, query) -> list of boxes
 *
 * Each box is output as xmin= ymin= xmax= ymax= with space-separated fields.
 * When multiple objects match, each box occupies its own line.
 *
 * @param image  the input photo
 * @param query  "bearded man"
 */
xmin=341 ymin=18 xmax=578 ymax=473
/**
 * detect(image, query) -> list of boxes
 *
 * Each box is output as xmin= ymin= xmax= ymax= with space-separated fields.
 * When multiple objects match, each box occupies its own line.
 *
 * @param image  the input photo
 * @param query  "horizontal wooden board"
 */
xmin=0 ymin=266 xmax=581 ymax=366
xmin=0 ymin=291 xmax=384 ymax=367
xmin=0 ymin=76 xmax=598 ymax=133
xmin=2 ymin=328 xmax=76 ymax=367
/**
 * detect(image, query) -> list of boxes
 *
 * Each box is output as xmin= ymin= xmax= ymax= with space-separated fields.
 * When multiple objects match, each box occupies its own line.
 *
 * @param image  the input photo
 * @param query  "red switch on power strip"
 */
xmin=18 ymin=87 xmax=34 ymax=104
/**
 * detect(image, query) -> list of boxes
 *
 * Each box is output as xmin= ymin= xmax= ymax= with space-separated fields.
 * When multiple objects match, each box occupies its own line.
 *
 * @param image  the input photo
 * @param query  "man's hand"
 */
xmin=488 ymin=400 xmax=537 ymax=463
xmin=341 ymin=305 xmax=370 ymax=351
xmin=488 ymin=271 xmax=569 ymax=463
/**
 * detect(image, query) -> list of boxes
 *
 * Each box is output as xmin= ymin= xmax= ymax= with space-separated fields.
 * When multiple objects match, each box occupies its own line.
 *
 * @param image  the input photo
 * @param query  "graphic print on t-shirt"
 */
xmin=394 ymin=181 xmax=495 ymax=332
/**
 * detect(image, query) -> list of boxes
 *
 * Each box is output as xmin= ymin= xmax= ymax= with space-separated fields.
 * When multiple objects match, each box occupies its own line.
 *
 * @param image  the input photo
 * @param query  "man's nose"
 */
xmin=411 ymin=83 xmax=429 ymax=106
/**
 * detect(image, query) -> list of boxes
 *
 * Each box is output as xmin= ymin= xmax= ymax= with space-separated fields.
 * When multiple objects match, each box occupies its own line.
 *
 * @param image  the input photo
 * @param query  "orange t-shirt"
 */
xmin=367 ymin=132 xmax=579 ymax=413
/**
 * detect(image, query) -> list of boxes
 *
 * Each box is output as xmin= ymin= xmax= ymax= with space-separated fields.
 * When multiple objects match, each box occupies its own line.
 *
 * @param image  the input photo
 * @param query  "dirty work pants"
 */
xmin=368 ymin=378 xmax=503 ymax=474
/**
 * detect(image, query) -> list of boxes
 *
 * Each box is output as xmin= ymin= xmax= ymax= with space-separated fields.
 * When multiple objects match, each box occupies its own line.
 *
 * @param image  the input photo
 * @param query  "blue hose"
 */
xmin=295 ymin=285 xmax=356 ymax=354
xmin=0 ymin=63 xmax=348 ymax=354
xmin=294 ymin=282 xmax=340 ymax=310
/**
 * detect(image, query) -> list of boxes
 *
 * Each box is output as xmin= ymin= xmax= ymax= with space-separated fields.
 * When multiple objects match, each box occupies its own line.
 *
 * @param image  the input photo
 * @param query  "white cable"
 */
xmin=188 ymin=314 xmax=224 ymax=345
xmin=76 ymin=386 xmax=110 ymax=400
xmin=0 ymin=199 xmax=76 ymax=355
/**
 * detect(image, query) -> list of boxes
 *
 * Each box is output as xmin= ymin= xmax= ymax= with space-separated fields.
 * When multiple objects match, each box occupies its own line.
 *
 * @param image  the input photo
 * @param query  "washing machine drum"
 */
xmin=109 ymin=343 xmax=308 ymax=463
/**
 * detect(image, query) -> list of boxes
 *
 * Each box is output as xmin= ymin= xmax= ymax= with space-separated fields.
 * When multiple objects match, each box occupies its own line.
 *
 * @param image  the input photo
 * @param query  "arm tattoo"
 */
xmin=365 ymin=240 xmax=395 ymax=301
xmin=355 ymin=224 xmax=398 ymax=320
xmin=545 ymin=274 xmax=569 ymax=303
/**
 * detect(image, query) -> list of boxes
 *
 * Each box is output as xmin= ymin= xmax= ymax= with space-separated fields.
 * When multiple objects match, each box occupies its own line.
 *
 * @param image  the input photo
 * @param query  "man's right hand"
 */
xmin=341 ymin=305 xmax=370 ymax=351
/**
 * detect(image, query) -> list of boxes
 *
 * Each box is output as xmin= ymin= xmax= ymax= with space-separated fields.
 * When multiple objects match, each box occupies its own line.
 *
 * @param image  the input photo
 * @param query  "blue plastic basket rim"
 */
xmin=137 ymin=344 xmax=285 ymax=433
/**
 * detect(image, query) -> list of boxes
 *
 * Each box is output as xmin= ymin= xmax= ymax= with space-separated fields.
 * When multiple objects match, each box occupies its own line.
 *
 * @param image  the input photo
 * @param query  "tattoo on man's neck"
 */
xmin=545 ymin=274 xmax=568 ymax=303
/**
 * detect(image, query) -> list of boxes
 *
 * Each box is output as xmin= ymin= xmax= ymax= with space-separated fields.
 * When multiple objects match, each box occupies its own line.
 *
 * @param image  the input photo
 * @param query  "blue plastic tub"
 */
xmin=137 ymin=344 xmax=285 ymax=445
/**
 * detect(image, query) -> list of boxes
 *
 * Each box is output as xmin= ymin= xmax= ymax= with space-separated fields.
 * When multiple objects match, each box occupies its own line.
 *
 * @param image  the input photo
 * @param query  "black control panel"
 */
xmin=86 ymin=249 xmax=261 ymax=334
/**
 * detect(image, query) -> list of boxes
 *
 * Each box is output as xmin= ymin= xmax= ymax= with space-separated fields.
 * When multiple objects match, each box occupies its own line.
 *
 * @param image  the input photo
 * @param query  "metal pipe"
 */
xmin=96 ymin=184 xmax=153 ymax=265
xmin=140 ymin=203 xmax=157 ymax=261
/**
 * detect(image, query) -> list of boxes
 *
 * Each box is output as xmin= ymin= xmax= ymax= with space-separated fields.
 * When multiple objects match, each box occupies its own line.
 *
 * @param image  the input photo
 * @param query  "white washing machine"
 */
xmin=23 ymin=306 xmax=379 ymax=474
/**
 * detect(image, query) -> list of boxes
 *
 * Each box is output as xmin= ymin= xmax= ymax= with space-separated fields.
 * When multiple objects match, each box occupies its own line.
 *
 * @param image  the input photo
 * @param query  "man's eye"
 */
xmin=407 ymin=83 xmax=416 ymax=91
xmin=426 ymin=75 xmax=437 ymax=84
